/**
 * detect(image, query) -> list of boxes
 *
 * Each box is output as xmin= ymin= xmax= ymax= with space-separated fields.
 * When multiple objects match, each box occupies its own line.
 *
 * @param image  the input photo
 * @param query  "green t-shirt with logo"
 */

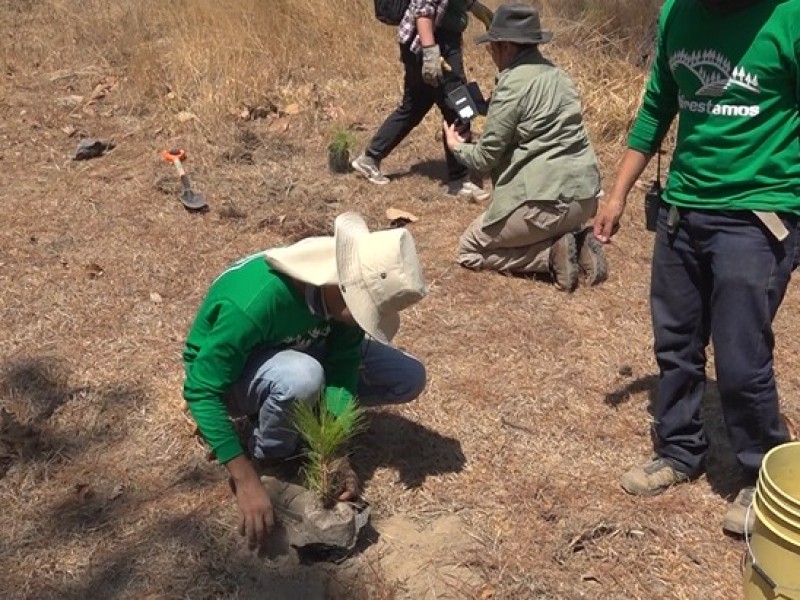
xmin=629 ymin=0 xmax=800 ymax=212
xmin=182 ymin=253 xmax=363 ymax=464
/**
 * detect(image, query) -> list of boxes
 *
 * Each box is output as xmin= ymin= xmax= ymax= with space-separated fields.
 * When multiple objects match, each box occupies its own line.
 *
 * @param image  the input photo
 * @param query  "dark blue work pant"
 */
xmin=650 ymin=205 xmax=796 ymax=480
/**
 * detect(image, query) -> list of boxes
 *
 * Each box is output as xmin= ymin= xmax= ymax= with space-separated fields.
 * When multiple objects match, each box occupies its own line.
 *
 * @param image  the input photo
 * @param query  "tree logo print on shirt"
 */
xmin=670 ymin=49 xmax=760 ymax=97
xmin=280 ymin=324 xmax=331 ymax=350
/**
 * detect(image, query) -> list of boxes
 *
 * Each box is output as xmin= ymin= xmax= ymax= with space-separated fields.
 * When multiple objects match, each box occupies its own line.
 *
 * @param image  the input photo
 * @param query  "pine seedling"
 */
xmin=292 ymin=391 xmax=365 ymax=507
xmin=327 ymin=127 xmax=356 ymax=173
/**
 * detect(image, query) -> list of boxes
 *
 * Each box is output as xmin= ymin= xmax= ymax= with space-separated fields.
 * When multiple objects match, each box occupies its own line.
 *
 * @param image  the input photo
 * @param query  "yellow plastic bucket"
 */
xmin=760 ymin=447 xmax=800 ymax=511
xmin=743 ymin=442 xmax=800 ymax=600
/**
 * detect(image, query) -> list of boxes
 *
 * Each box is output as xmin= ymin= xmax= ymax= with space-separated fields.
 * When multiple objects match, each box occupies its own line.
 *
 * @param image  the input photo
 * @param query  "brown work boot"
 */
xmin=621 ymin=458 xmax=691 ymax=496
xmin=549 ymin=233 xmax=579 ymax=292
xmin=575 ymin=228 xmax=608 ymax=286
xmin=722 ymin=486 xmax=755 ymax=536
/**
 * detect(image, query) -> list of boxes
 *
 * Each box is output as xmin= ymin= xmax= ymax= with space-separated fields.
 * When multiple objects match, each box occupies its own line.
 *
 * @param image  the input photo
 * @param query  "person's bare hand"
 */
xmin=226 ymin=456 xmax=274 ymax=551
xmin=229 ymin=474 xmax=274 ymax=551
xmin=593 ymin=194 xmax=626 ymax=243
xmin=332 ymin=457 xmax=360 ymax=502
xmin=442 ymin=121 xmax=467 ymax=152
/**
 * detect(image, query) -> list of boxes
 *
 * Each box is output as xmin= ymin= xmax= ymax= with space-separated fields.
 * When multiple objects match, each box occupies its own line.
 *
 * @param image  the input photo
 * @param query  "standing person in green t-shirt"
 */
xmin=183 ymin=213 xmax=428 ymax=551
xmin=351 ymin=0 xmax=493 ymax=201
xmin=594 ymin=0 xmax=800 ymax=536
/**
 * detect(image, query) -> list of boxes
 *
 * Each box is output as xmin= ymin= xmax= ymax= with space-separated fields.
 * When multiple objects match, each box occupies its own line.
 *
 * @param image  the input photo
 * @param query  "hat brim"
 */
xmin=335 ymin=212 xmax=400 ymax=344
xmin=474 ymin=30 xmax=553 ymax=45
xmin=263 ymin=237 xmax=338 ymax=286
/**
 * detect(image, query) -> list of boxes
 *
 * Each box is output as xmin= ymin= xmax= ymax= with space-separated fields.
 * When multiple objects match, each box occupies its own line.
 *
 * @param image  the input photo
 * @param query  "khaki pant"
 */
xmin=458 ymin=197 xmax=598 ymax=274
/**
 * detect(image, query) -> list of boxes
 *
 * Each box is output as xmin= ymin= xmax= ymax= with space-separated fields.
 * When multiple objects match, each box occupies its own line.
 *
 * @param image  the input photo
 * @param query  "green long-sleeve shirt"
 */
xmin=454 ymin=47 xmax=601 ymax=227
xmin=182 ymin=253 xmax=363 ymax=464
xmin=629 ymin=0 xmax=800 ymax=212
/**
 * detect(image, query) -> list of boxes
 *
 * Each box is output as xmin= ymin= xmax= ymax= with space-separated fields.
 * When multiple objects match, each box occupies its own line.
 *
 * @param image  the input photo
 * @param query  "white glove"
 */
xmin=421 ymin=45 xmax=443 ymax=87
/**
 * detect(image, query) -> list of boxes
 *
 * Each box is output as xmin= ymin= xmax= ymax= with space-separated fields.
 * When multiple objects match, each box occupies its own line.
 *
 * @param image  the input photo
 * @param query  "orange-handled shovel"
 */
xmin=161 ymin=149 xmax=208 ymax=212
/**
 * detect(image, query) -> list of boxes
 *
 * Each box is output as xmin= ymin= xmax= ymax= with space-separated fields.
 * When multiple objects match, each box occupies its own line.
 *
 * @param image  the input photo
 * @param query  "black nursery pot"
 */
xmin=328 ymin=149 xmax=351 ymax=174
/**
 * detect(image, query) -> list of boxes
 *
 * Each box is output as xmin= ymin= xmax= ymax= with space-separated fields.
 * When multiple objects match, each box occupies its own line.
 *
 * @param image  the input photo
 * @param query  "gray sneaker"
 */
xmin=722 ymin=486 xmax=755 ymax=536
xmin=351 ymin=153 xmax=390 ymax=185
xmin=447 ymin=177 xmax=491 ymax=202
xmin=621 ymin=458 xmax=691 ymax=496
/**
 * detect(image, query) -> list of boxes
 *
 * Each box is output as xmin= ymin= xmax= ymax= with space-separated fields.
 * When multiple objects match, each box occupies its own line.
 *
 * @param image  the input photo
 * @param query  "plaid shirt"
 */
xmin=397 ymin=0 xmax=450 ymax=54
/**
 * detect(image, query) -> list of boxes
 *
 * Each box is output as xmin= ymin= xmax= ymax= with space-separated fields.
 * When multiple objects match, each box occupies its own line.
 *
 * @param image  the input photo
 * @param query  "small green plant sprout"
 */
xmin=327 ymin=126 xmax=356 ymax=174
xmin=292 ymin=390 xmax=365 ymax=508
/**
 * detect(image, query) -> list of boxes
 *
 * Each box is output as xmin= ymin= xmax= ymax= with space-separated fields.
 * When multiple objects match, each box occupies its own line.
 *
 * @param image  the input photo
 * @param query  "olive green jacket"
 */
xmin=454 ymin=48 xmax=601 ymax=226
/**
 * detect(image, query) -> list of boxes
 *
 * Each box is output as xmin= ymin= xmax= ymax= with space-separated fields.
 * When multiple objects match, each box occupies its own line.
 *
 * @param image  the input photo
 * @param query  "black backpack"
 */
xmin=374 ymin=0 xmax=410 ymax=26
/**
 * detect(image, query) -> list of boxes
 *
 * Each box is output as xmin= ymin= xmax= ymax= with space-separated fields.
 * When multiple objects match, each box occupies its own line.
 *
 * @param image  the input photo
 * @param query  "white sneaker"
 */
xmin=351 ymin=153 xmax=390 ymax=185
xmin=447 ymin=178 xmax=491 ymax=202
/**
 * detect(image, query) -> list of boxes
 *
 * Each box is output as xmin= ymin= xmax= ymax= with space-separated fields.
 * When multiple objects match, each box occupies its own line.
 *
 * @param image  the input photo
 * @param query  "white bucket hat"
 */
xmin=263 ymin=212 xmax=427 ymax=343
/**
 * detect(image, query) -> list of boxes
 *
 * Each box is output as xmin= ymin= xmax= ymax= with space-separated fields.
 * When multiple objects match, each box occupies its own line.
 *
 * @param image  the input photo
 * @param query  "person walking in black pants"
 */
xmin=352 ymin=0 xmax=493 ymax=201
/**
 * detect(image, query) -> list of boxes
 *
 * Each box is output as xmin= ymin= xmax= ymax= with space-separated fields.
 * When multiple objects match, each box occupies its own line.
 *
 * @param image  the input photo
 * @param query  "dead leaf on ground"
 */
xmin=75 ymin=483 xmax=95 ymax=503
xmin=85 ymin=263 xmax=104 ymax=278
xmin=248 ymin=104 xmax=276 ymax=120
xmin=89 ymin=86 xmax=107 ymax=102
xmin=282 ymin=103 xmax=300 ymax=116
xmin=58 ymin=95 xmax=84 ymax=108
xmin=323 ymin=105 xmax=345 ymax=120
xmin=177 ymin=111 xmax=196 ymax=123
xmin=149 ymin=292 xmax=163 ymax=304
xmin=267 ymin=117 xmax=290 ymax=133
xmin=109 ymin=484 xmax=124 ymax=501
xmin=257 ymin=214 xmax=287 ymax=228
xmin=554 ymin=522 xmax=621 ymax=565
xmin=386 ymin=207 xmax=419 ymax=228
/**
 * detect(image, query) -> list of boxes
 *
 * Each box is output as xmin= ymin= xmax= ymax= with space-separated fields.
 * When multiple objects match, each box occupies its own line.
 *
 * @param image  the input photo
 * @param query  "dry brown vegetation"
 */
xmin=1 ymin=0 xmax=795 ymax=598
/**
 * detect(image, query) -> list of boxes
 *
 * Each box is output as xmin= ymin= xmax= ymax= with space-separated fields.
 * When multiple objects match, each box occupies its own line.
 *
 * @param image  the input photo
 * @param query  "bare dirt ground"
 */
xmin=2 ymin=5 xmax=799 ymax=600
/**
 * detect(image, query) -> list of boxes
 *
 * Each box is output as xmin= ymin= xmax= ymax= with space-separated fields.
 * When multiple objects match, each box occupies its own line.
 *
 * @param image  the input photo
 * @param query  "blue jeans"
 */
xmin=651 ymin=205 xmax=797 ymax=478
xmin=225 ymin=340 xmax=426 ymax=460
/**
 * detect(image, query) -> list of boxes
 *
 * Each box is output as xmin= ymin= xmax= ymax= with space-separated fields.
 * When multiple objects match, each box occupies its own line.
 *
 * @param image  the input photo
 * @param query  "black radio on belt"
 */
xmin=644 ymin=179 xmax=662 ymax=232
xmin=644 ymin=148 xmax=665 ymax=232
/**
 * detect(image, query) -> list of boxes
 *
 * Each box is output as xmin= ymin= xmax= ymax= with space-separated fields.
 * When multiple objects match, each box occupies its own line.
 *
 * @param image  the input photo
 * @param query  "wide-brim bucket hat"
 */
xmin=263 ymin=212 xmax=427 ymax=343
xmin=475 ymin=3 xmax=553 ymax=45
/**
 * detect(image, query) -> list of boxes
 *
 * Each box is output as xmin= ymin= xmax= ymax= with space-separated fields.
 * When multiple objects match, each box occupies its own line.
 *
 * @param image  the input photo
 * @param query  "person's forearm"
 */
xmin=417 ymin=17 xmax=435 ymax=47
xmin=609 ymin=149 xmax=652 ymax=201
xmin=226 ymin=454 xmax=260 ymax=484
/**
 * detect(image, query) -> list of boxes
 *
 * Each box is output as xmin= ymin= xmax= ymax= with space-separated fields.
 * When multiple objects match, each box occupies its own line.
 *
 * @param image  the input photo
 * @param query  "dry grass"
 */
xmin=1 ymin=0 xmax=797 ymax=598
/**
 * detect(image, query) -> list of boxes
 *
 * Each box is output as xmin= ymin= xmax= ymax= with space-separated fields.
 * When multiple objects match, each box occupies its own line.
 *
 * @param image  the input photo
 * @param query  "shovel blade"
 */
xmin=180 ymin=189 xmax=208 ymax=212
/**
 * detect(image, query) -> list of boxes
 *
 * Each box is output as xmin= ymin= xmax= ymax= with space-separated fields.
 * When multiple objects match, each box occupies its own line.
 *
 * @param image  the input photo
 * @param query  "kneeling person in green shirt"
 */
xmin=182 ymin=212 xmax=428 ymax=551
